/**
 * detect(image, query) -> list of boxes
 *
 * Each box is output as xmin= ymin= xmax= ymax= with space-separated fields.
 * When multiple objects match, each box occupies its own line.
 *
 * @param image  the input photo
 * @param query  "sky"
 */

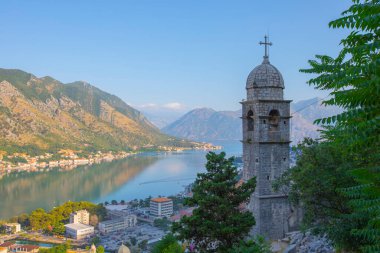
xmin=1 ymin=0 xmax=351 ymax=112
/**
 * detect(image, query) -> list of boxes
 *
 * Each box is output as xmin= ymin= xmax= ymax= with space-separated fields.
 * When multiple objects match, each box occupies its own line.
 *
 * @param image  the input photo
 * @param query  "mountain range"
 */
xmin=161 ymin=98 xmax=342 ymax=144
xmin=0 ymin=68 xmax=196 ymax=154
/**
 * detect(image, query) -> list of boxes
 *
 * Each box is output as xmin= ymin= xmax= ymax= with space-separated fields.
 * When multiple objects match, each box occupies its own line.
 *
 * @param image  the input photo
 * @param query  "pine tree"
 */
xmin=172 ymin=152 xmax=256 ymax=252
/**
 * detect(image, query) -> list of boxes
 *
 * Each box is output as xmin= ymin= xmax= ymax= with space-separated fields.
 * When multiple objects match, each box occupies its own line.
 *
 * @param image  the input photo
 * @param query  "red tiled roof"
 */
xmin=151 ymin=197 xmax=171 ymax=203
xmin=0 ymin=242 xmax=15 ymax=247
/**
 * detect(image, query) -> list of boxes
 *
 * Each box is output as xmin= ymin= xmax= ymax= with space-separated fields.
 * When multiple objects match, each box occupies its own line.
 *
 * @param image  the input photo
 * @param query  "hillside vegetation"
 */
xmin=0 ymin=68 xmax=196 ymax=154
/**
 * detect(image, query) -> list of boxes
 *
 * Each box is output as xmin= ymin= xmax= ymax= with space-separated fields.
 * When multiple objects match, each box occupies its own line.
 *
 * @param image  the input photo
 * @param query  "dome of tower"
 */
xmin=246 ymin=57 xmax=284 ymax=89
xmin=118 ymin=244 xmax=130 ymax=253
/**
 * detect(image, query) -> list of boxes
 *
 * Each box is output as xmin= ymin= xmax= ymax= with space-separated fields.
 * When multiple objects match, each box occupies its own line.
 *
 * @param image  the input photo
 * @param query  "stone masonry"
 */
xmin=241 ymin=52 xmax=292 ymax=240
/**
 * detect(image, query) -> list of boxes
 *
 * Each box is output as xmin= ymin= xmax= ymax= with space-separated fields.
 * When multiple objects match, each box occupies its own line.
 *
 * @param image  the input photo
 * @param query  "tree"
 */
xmin=230 ymin=236 xmax=271 ymax=253
xmin=273 ymin=139 xmax=367 ymax=250
xmin=154 ymin=217 xmax=171 ymax=231
xmin=97 ymin=246 xmax=105 ymax=253
xmin=172 ymin=152 xmax=256 ymax=252
xmin=111 ymin=200 xmax=118 ymax=205
xmin=152 ymin=234 xmax=183 ymax=253
xmin=300 ymin=0 xmax=380 ymax=251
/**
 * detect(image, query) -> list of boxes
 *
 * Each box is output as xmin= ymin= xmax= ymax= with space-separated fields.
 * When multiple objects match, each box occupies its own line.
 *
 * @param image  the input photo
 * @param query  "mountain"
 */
xmin=0 ymin=68 xmax=196 ymax=154
xmin=162 ymin=98 xmax=343 ymax=144
xmin=162 ymin=108 xmax=241 ymax=141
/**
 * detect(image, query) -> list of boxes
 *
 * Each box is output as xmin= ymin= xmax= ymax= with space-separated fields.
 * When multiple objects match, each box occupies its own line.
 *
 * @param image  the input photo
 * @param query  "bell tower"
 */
xmin=241 ymin=36 xmax=292 ymax=239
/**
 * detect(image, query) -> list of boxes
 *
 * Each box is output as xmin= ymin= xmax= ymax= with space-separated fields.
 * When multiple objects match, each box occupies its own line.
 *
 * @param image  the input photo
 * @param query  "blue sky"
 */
xmin=1 ymin=0 xmax=350 ymax=111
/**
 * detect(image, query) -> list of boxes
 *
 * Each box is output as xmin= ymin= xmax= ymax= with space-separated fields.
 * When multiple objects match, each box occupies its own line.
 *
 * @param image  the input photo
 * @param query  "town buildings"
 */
xmin=0 ymin=242 xmax=39 ymax=253
xmin=150 ymin=197 xmax=173 ymax=218
xmin=70 ymin=210 xmax=90 ymax=225
xmin=64 ymin=223 xmax=94 ymax=240
xmin=98 ymin=215 xmax=137 ymax=234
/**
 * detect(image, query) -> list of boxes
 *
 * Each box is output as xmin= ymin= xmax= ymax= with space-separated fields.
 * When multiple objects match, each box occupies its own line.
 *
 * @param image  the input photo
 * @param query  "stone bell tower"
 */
xmin=241 ymin=36 xmax=292 ymax=239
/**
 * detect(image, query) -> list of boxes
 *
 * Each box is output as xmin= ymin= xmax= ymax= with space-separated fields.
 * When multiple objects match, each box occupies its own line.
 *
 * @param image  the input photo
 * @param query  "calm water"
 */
xmin=0 ymin=140 xmax=241 ymax=219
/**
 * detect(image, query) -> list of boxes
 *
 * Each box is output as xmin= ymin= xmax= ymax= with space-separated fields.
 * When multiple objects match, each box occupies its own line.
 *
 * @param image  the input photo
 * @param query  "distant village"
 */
xmin=0 ymin=143 xmax=221 ymax=176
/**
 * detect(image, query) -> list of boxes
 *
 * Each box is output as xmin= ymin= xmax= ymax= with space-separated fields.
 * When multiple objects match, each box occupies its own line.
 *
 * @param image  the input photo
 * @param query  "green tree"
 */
xmin=29 ymin=208 xmax=52 ymax=231
xmin=273 ymin=139 xmax=368 ymax=250
xmin=230 ymin=236 xmax=271 ymax=253
xmin=154 ymin=217 xmax=171 ymax=231
xmin=97 ymin=246 xmax=105 ymax=253
xmin=152 ymin=234 xmax=183 ymax=253
xmin=172 ymin=152 xmax=256 ymax=252
xmin=162 ymin=243 xmax=184 ymax=253
xmin=300 ymin=0 xmax=380 ymax=251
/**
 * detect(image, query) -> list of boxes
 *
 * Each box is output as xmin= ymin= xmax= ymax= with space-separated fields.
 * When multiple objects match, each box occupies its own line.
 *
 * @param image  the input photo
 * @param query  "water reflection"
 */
xmin=0 ymin=156 xmax=157 ymax=218
xmin=0 ymin=140 xmax=241 ymax=219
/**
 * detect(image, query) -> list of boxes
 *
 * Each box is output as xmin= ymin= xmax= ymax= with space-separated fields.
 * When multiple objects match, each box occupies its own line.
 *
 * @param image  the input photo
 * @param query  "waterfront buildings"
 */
xmin=0 ymin=242 xmax=39 ymax=253
xmin=9 ymin=245 xmax=39 ymax=253
xmin=64 ymin=223 xmax=94 ymax=240
xmin=70 ymin=210 xmax=90 ymax=225
xmin=98 ymin=215 xmax=137 ymax=234
xmin=150 ymin=197 xmax=173 ymax=218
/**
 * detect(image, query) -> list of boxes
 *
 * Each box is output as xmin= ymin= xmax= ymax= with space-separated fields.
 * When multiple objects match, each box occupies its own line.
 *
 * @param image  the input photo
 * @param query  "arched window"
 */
xmin=247 ymin=110 xmax=254 ymax=131
xmin=269 ymin=109 xmax=280 ymax=127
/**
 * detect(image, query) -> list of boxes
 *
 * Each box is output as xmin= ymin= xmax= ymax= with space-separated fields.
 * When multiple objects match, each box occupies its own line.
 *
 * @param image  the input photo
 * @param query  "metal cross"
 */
xmin=259 ymin=35 xmax=272 ymax=57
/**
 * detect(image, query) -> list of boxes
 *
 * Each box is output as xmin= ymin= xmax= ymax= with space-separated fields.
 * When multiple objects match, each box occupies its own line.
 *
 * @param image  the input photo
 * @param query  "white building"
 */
xmin=70 ymin=210 xmax=90 ymax=225
xmin=4 ymin=223 xmax=21 ymax=234
xmin=150 ymin=197 xmax=173 ymax=218
xmin=64 ymin=223 xmax=94 ymax=240
xmin=98 ymin=215 xmax=137 ymax=234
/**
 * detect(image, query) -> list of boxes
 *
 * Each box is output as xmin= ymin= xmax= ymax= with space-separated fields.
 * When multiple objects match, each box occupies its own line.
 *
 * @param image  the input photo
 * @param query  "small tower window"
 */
xmin=247 ymin=110 xmax=254 ymax=131
xmin=269 ymin=109 xmax=280 ymax=130
xmin=284 ymin=121 xmax=286 ymax=125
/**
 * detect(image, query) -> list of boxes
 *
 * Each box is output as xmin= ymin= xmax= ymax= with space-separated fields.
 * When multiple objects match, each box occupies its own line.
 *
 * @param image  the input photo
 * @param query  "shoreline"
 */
xmin=0 ymin=143 xmax=222 ymax=177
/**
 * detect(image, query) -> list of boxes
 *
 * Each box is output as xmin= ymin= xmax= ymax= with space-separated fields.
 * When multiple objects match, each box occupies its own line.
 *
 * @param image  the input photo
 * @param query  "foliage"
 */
xmin=97 ymin=245 xmax=105 ymax=253
xmin=273 ymin=139 xmax=370 ymax=250
xmin=172 ymin=152 xmax=256 ymax=252
xmin=3 ymin=156 xmax=27 ymax=164
xmin=300 ymin=0 xmax=380 ymax=251
xmin=39 ymin=242 xmax=71 ymax=253
xmin=230 ymin=236 xmax=271 ymax=253
xmin=15 ymin=201 xmax=106 ymax=235
xmin=154 ymin=217 xmax=172 ymax=231
xmin=152 ymin=234 xmax=184 ymax=253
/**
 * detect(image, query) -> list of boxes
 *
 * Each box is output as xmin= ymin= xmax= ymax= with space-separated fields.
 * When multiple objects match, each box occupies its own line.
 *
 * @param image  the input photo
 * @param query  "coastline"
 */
xmin=0 ymin=143 xmax=221 ymax=176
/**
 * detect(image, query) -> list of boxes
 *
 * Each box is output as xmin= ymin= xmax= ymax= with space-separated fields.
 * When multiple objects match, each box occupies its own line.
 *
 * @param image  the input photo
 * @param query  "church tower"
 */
xmin=241 ymin=36 xmax=291 ymax=239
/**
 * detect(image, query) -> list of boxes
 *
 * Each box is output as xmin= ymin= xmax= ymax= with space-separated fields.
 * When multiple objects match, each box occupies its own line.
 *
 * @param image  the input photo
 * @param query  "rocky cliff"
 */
xmin=0 ymin=68 xmax=194 ymax=154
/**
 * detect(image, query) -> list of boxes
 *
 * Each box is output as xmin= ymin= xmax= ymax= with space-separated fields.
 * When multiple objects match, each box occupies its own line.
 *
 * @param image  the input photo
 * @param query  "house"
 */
xmin=64 ymin=223 xmax=94 ymax=240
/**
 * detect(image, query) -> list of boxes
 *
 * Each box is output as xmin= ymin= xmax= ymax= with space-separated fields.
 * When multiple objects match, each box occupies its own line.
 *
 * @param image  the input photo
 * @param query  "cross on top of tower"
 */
xmin=259 ymin=35 xmax=272 ymax=58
